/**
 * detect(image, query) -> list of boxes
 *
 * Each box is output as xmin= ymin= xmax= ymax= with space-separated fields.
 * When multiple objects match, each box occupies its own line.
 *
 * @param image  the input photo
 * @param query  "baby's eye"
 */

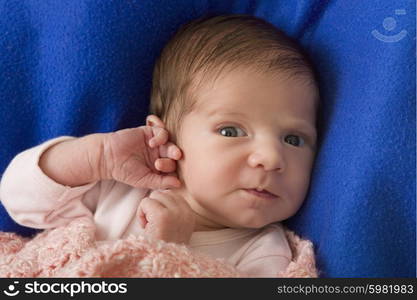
xmin=284 ymin=134 xmax=305 ymax=147
xmin=218 ymin=126 xmax=246 ymax=137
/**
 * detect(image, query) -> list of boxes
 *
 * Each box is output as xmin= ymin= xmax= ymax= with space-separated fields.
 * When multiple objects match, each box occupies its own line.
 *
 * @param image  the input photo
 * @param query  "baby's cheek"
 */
xmin=180 ymin=156 xmax=211 ymax=187
xmin=186 ymin=160 xmax=221 ymax=194
xmin=287 ymin=171 xmax=310 ymax=209
xmin=181 ymin=144 xmax=242 ymax=193
xmin=209 ymin=164 xmax=244 ymax=199
xmin=195 ymin=160 xmax=221 ymax=187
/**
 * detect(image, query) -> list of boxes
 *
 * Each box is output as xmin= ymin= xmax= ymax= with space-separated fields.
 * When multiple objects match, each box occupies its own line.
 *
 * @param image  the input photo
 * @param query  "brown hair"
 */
xmin=150 ymin=14 xmax=318 ymax=142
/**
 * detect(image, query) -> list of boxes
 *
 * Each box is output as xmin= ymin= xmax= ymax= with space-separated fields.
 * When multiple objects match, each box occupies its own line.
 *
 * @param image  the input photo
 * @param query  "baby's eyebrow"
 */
xmin=206 ymin=109 xmax=246 ymax=118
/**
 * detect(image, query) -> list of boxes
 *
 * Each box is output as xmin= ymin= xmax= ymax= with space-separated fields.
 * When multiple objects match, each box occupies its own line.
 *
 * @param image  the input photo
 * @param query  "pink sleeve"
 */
xmin=237 ymin=224 xmax=292 ymax=277
xmin=0 ymin=137 xmax=100 ymax=229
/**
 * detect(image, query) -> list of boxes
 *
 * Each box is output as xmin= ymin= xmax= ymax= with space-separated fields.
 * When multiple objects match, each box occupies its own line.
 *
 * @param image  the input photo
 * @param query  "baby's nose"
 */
xmin=247 ymin=141 xmax=285 ymax=172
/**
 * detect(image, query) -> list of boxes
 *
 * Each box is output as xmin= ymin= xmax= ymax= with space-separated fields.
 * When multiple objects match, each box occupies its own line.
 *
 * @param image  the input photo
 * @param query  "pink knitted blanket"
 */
xmin=0 ymin=218 xmax=318 ymax=277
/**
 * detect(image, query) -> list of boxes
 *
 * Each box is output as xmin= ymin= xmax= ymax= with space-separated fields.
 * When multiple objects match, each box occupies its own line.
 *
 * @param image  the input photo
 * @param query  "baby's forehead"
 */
xmin=191 ymin=68 xmax=317 ymax=106
xmin=185 ymin=69 xmax=318 ymax=130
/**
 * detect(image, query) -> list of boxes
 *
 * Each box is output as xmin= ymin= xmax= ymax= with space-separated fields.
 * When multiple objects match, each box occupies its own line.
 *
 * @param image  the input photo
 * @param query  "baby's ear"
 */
xmin=146 ymin=115 xmax=165 ymax=128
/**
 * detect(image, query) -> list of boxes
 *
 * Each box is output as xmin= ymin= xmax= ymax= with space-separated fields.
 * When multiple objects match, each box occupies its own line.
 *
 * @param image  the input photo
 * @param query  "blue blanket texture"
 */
xmin=0 ymin=0 xmax=415 ymax=277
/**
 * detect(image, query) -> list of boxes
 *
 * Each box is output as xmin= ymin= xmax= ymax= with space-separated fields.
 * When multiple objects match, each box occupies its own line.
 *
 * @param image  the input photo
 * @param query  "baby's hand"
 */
xmin=100 ymin=115 xmax=182 ymax=189
xmin=137 ymin=189 xmax=195 ymax=244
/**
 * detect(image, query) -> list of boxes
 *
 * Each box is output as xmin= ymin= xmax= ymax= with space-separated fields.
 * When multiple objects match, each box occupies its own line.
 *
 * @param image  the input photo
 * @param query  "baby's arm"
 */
xmin=0 ymin=115 xmax=182 ymax=228
xmin=0 ymin=136 xmax=100 ymax=228
xmin=38 ymin=133 xmax=106 ymax=187
xmin=39 ymin=123 xmax=181 ymax=189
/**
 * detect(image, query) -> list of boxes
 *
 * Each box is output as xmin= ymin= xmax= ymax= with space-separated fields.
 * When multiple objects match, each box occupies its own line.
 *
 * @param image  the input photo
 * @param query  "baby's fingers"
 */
xmin=148 ymin=127 xmax=168 ymax=148
xmin=142 ymin=172 xmax=181 ymax=190
xmin=159 ymin=142 xmax=182 ymax=160
xmin=155 ymin=158 xmax=177 ymax=173
xmin=137 ymin=206 xmax=148 ymax=228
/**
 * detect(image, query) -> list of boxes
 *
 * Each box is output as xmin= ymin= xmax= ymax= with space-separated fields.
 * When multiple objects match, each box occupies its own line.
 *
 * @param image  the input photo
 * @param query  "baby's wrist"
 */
xmin=38 ymin=135 xmax=104 ymax=186
xmin=81 ymin=133 xmax=110 ymax=182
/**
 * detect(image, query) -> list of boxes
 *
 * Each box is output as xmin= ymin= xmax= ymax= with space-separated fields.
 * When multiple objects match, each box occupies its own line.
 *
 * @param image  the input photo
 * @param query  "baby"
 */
xmin=0 ymin=15 xmax=319 ymax=277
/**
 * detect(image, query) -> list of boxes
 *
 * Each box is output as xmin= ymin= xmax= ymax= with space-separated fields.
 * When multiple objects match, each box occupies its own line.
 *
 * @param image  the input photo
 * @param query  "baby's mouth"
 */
xmin=243 ymin=188 xmax=277 ymax=199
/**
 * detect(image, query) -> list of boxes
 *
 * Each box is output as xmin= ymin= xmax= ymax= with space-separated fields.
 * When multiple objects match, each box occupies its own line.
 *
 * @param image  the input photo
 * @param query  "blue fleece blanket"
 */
xmin=0 ymin=0 xmax=415 ymax=277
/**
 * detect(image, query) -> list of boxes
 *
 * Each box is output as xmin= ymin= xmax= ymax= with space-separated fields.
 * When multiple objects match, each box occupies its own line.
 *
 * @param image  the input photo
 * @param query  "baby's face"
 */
xmin=176 ymin=69 xmax=317 ymax=230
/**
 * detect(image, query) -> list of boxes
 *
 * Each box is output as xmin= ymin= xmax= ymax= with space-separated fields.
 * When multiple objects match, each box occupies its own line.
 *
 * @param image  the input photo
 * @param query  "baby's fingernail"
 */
xmin=155 ymin=160 xmax=161 ymax=170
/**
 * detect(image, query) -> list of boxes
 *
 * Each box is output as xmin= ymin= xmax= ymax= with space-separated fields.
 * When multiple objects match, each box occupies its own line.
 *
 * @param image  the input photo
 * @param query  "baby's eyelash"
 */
xmin=217 ymin=125 xmax=247 ymax=137
xmin=289 ymin=131 xmax=315 ymax=147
